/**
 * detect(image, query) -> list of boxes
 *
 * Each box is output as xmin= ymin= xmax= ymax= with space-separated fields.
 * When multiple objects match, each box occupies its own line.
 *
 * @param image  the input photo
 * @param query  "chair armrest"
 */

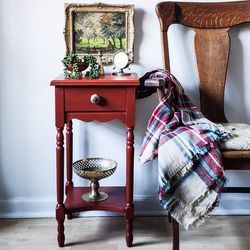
xmin=144 ymin=78 xmax=165 ymax=101
xmin=144 ymin=78 xmax=165 ymax=87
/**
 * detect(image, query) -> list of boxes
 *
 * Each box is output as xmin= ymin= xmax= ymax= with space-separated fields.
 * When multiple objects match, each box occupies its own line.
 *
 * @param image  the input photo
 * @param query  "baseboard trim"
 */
xmin=0 ymin=197 xmax=55 ymax=218
xmin=134 ymin=193 xmax=250 ymax=216
xmin=0 ymin=193 xmax=250 ymax=218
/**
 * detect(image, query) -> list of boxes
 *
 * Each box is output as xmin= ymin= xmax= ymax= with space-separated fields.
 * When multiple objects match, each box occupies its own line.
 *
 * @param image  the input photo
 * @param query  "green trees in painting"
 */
xmin=73 ymin=12 xmax=126 ymax=54
xmin=112 ymin=13 xmax=126 ymax=49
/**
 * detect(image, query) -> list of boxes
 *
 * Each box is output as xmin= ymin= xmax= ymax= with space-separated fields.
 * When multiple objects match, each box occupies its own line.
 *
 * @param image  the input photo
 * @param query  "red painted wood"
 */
xmin=56 ymin=203 xmax=65 ymax=247
xmin=56 ymin=127 xmax=64 ymax=204
xmin=66 ymin=121 xmax=73 ymax=220
xmin=51 ymin=74 xmax=139 ymax=247
xmin=66 ymin=112 xmax=126 ymax=124
xmin=51 ymin=73 xmax=139 ymax=86
xmin=126 ymin=127 xmax=134 ymax=207
xmin=55 ymin=88 xmax=65 ymax=127
xmin=65 ymin=87 xmax=126 ymax=112
xmin=126 ymin=88 xmax=136 ymax=127
xmin=64 ymin=187 xmax=126 ymax=213
xmin=125 ymin=127 xmax=134 ymax=247
xmin=125 ymin=87 xmax=136 ymax=247
xmin=66 ymin=121 xmax=73 ymax=195
xmin=56 ymin=127 xmax=65 ymax=247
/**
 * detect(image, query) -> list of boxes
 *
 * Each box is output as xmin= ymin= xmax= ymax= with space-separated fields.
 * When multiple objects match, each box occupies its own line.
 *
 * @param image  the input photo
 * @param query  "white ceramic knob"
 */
xmin=90 ymin=94 xmax=101 ymax=104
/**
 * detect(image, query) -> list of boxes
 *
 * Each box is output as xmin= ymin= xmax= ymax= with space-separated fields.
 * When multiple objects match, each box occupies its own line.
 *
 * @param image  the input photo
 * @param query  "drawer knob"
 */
xmin=90 ymin=94 xmax=101 ymax=104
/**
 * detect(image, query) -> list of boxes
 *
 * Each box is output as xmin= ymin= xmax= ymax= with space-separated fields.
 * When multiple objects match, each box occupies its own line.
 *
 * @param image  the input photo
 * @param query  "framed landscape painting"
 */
xmin=65 ymin=3 xmax=135 ymax=63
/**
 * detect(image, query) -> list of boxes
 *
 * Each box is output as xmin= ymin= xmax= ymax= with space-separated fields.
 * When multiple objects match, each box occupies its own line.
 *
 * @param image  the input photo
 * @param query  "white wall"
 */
xmin=0 ymin=0 xmax=250 ymax=218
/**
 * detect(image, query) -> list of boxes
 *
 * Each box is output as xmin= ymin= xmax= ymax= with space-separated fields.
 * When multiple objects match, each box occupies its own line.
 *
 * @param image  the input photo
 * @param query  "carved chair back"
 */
xmin=156 ymin=1 xmax=250 ymax=123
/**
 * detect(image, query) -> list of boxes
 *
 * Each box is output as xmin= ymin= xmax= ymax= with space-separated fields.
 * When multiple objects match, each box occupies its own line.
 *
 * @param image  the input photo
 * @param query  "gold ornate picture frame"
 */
xmin=64 ymin=3 xmax=135 ymax=64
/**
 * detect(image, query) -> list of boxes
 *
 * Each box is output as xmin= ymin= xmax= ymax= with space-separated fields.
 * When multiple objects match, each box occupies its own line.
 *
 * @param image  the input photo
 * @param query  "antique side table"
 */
xmin=50 ymin=74 xmax=139 ymax=247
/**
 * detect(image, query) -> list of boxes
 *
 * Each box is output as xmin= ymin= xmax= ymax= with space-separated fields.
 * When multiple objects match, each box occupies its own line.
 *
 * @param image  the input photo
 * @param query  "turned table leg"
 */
xmin=66 ymin=121 xmax=73 ymax=220
xmin=56 ymin=127 xmax=65 ymax=247
xmin=125 ymin=127 xmax=134 ymax=247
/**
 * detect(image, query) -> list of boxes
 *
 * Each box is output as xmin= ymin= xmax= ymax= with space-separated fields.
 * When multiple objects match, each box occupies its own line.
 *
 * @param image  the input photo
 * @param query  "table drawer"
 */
xmin=65 ymin=87 xmax=126 ymax=112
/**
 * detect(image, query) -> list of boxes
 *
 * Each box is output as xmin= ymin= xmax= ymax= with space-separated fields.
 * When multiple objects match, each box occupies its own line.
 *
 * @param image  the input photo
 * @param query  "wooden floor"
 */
xmin=0 ymin=216 xmax=250 ymax=250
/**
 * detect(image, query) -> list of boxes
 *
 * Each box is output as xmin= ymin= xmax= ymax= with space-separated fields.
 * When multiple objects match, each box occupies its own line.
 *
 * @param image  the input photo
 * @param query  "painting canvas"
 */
xmin=73 ymin=12 xmax=126 ymax=54
xmin=65 ymin=3 xmax=134 ymax=63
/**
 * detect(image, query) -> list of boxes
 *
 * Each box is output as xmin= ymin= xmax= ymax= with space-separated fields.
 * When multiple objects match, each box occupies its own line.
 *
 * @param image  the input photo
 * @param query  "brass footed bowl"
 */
xmin=73 ymin=158 xmax=117 ymax=202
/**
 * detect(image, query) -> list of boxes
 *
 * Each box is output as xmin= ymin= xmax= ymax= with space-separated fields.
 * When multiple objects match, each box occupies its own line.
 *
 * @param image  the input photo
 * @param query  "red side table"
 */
xmin=50 ymin=74 xmax=139 ymax=247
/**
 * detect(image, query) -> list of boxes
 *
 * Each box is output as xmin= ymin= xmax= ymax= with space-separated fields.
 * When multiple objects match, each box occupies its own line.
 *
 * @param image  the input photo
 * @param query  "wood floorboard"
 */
xmin=0 ymin=216 xmax=250 ymax=249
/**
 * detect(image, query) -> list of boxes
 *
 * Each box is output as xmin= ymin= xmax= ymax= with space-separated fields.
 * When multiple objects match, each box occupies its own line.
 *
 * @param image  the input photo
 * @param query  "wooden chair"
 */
xmin=149 ymin=1 xmax=250 ymax=250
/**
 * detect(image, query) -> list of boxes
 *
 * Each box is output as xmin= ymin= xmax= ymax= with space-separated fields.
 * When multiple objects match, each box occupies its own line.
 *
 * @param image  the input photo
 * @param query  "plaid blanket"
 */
xmin=140 ymin=69 xmax=228 ymax=230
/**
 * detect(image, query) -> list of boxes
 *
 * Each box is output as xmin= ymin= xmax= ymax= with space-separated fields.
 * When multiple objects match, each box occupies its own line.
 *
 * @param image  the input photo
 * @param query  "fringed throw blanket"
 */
xmin=140 ymin=69 xmax=229 ymax=230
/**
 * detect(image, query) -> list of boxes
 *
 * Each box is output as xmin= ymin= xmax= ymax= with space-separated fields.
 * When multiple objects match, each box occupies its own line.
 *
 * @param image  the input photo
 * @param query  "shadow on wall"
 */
xmin=0 ymin=51 xmax=11 ymax=216
xmin=0 ymin=112 xmax=10 ymax=217
xmin=0 ymin=19 xmax=8 ymax=214
xmin=133 ymin=8 xmax=145 ymax=65
xmin=134 ymin=95 xmax=159 ymax=196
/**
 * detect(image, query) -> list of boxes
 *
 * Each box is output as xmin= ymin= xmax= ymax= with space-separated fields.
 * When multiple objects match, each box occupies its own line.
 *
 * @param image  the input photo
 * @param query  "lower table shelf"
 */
xmin=64 ymin=186 xmax=126 ymax=214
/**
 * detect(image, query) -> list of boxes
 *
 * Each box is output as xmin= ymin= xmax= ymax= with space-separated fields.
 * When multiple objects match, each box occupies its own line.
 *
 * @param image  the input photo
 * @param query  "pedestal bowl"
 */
xmin=73 ymin=158 xmax=117 ymax=202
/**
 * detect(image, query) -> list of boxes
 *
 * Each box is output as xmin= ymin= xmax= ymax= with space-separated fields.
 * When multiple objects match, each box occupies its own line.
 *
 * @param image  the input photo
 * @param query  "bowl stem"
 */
xmin=81 ymin=180 xmax=108 ymax=202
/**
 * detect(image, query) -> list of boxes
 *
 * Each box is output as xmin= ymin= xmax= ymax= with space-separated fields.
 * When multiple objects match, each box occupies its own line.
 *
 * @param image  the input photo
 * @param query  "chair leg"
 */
xmin=172 ymin=218 xmax=179 ymax=250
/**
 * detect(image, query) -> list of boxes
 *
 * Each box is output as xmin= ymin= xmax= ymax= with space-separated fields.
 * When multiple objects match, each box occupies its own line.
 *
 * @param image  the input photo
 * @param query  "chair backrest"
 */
xmin=156 ymin=1 xmax=250 ymax=122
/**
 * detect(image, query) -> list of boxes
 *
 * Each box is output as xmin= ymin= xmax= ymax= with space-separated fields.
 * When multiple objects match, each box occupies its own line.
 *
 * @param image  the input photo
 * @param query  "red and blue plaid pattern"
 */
xmin=140 ymin=69 xmax=228 ymax=229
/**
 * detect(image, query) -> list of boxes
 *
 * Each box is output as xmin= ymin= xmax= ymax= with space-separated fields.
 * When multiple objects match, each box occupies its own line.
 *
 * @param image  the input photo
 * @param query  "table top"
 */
xmin=51 ymin=73 xmax=139 ymax=87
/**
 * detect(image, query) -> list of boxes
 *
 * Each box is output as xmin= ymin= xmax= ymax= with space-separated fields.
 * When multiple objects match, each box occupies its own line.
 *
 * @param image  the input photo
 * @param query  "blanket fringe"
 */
xmin=162 ymin=187 xmax=224 ymax=230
